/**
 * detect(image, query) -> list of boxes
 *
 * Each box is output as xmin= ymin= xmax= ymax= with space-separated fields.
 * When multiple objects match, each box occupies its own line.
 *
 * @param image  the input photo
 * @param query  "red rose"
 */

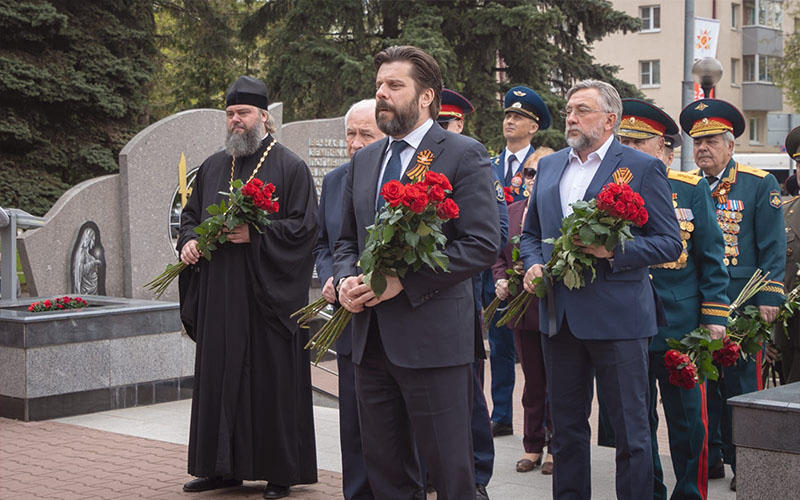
xmin=712 ymin=337 xmax=741 ymax=367
xmin=253 ymin=191 xmax=268 ymax=209
xmin=57 ymin=304 xmax=65 ymax=309
xmin=381 ymin=180 xmax=406 ymax=207
xmin=436 ymin=198 xmax=460 ymax=220
xmin=633 ymin=193 xmax=644 ymax=207
xmin=28 ymin=304 xmax=36 ymax=312
xmin=424 ymin=171 xmax=452 ymax=191
xmin=668 ymin=363 xmax=698 ymax=389
xmin=262 ymin=183 xmax=276 ymax=197
xmin=502 ymin=186 xmax=514 ymax=204
xmin=271 ymin=201 xmax=279 ymax=212
xmin=607 ymin=183 xmax=623 ymax=196
xmin=43 ymin=299 xmax=52 ymax=308
xmin=612 ymin=201 xmax=627 ymax=217
xmin=633 ymin=207 xmax=649 ymax=226
xmin=242 ymin=180 xmax=260 ymax=197
xmin=428 ymin=185 xmax=446 ymax=202
xmin=403 ymin=184 xmax=428 ymax=210
xmin=664 ymin=349 xmax=685 ymax=369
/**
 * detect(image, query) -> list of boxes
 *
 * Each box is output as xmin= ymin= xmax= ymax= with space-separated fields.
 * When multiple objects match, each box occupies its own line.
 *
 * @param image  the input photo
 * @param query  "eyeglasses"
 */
xmin=559 ymin=106 xmax=606 ymax=118
xmin=523 ymin=167 xmax=536 ymax=179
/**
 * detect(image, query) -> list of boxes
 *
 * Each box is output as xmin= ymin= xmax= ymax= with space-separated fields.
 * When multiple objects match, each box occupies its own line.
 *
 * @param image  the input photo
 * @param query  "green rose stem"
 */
xmin=291 ymin=297 xmax=330 ymax=327
xmin=304 ymin=307 xmax=353 ymax=365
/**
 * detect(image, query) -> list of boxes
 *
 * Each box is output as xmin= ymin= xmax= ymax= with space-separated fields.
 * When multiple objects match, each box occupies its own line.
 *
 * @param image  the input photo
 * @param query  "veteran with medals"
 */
xmin=617 ymin=99 xmax=729 ymax=500
xmin=681 ymin=98 xmax=786 ymax=491
xmin=178 ymin=76 xmax=319 ymax=498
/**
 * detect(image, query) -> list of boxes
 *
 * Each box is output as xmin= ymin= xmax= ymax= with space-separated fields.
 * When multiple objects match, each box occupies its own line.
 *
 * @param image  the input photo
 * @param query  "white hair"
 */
xmin=566 ymin=80 xmax=623 ymax=128
xmin=722 ymin=130 xmax=735 ymax=146
xmin=344 ymin=99 xmax=377 ymax=130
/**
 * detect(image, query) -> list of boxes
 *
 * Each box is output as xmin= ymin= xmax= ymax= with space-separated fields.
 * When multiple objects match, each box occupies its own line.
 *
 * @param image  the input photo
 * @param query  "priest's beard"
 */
xmin=376 ymin=96 xmax=420 ymax=137
xmin=225 ymin=123 xmax=263 ymax=157
xmin=565 ymin=121 xmax=605 ymax=153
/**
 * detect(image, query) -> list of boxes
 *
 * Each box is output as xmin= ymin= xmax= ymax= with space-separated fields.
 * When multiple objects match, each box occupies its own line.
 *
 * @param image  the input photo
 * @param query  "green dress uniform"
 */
xmin=649 ymin=169 xmax=729 ymax=500
xmin=692 ymin=159 xmax=786 ymax=473
xmin=779 ymin=195 xmax=800 ymax=383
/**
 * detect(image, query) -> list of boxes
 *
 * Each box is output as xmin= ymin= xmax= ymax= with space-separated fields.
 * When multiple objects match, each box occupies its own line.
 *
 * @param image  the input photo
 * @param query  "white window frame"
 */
xmin=732 ymin=3 xmax=740 ymax=30
xmin=749 ymin=117 xmax=762 ymax=145
xmin=743 ymin=55 xmax=756 ymax=82
xmin=639 ymin=5 xmax=661 ymax=33
xmin=743 ymin=0 xmax=783 ymax=29
xmin=639 ymin=60 xmax=661 ymax=88
xmin=731 ymin=58 xmax=740 ymax=86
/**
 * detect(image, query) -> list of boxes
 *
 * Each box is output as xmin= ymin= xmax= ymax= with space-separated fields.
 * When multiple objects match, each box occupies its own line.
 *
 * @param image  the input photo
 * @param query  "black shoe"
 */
xmin=476 ymin=483 xmax=490 ymax=500
xmin=708 ymin=460 xmax=725 ymax=479
xmin=730 ymin=476 xmax=736 ymax=491
xmin=264 ymin=483 xmax=290 ymax=499
xmin=490 ymin=421 xmax=513 ymax=437
xmin=183 ymin=476 xmax=242 ymax=492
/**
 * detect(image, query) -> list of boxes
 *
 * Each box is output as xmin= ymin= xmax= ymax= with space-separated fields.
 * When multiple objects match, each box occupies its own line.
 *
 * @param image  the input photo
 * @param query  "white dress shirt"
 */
xmin=559 ymin=134 xmax=615 ymax=216
xmin=504 ymin=144 xmax=531 ymax=180
xmin=375 ymin=118 xmax=434 ymax=205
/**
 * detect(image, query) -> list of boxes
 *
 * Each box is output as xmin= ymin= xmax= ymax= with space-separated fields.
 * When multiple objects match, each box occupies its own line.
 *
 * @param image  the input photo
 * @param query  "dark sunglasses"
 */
xmin=523 ymin=167 xmax=536 ymax=179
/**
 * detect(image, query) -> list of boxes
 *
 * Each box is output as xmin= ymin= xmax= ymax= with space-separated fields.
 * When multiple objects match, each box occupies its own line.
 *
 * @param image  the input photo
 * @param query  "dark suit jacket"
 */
xmin=313 ymin=162 xmax=353 ymax=355
xmin=492 ymin=199 xmax=539 ymax=331
xmin=333 ymin=122 xmax=501 ymax=368
xmin=520 ymin=139 xmax=682 ymax=339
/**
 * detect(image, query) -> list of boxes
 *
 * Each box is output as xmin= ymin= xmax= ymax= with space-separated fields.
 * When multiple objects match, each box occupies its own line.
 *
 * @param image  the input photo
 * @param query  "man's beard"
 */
xmin=225 ymin=123 xmax=263 ymax=157
xmin=376 ymin=96 xmax=420 ymax=137
xmin=565 ymin=122 xmax=605 ymax=152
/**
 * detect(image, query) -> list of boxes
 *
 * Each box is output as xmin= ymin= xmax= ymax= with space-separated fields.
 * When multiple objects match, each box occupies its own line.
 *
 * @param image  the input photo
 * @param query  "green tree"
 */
xmin=0 ymin=0 xmax=157 ymax=215
xmin=243 ymin=0 xmax=641 ymax=153
xmin=776 ymin=1 xmax=800 ymax=111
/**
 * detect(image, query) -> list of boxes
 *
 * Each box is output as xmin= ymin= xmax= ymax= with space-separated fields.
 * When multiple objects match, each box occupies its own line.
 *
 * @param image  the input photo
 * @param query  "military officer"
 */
xmin=663 ymin=133 xmax=682 ymax=168
xmin=617 ymin=99 xmax=729 ymax=500
xmin=680 ymin=98 xmax=786 ymax=491
xmin=778 ymin=126 xmax=800 ymax=383
xmin=485 ymin=86 xmax=551 ymax=437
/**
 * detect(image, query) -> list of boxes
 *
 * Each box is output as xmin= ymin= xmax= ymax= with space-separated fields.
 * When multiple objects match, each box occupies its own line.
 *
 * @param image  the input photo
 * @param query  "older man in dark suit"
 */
xmin=313 ymin=98 xmax=384 ymax=500
xmin=334 ymin=45 xmax=500 ymax=500
xmin=520 ymin=80 xmax=682 ymax=500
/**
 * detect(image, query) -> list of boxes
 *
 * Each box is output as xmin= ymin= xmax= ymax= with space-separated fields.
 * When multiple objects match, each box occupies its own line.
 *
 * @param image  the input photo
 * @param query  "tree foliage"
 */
xmin=776 ymin=1 xmax=800 ymax=112
xmin=243 ymin=0 xmax=641 ymax=153
xmin=0 ymin=0 xmax=157 ymax=215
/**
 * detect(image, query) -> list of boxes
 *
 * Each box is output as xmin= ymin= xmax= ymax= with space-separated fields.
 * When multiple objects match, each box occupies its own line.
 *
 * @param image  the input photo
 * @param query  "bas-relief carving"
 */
xmin=70 ymin=221 xmax=106 ymax=295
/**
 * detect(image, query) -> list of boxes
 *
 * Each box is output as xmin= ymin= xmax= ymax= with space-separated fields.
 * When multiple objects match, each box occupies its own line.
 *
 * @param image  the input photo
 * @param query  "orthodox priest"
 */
xmin=178 ymin=76 xmax=319 ymax=499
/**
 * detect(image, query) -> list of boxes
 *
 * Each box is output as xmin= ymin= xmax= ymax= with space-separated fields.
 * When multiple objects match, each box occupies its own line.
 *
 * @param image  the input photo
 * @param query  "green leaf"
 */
xmin=404 ymin=251 xmax=417 ymax=265
xmin=371 ymin=272 xmax=387 ymax=298
xmin=416 ymin=221 xmax=432 ymax=236
xmin=231 ymin=179 xmax=244 ymax=189
xmin=207 ymin=204 xmax=221 ymax=216
xmin=406 ymin=232 xmax=420 ymax=247
xmin=194 ymin=226 xmax=207 ymax=236
xmin=383 ymin=225 xmax=396 ymax=243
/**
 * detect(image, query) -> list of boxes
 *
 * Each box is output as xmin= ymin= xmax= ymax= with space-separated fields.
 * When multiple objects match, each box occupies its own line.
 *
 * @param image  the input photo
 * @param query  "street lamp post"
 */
xmin=692 ymin=57 xmax=724 ymax=98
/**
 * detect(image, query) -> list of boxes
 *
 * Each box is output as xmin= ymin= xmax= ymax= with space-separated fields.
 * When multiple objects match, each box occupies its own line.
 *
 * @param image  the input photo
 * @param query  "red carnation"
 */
xmin=436 ymin=198 xmax=460 ymax=220
xmin=713 ymin=337 xmax=741 ymax=367
xmin=381 ymin=180 xmax=406 ymax=207
xmin=424 ymin=171 xmax=452 ymax=191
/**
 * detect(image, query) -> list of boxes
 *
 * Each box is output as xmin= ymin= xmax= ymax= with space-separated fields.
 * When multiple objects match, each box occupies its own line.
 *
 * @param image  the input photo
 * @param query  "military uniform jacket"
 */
xmin=492 ymin=147 xmax=535 ymax=203
xmin=784 ymin=195 xmax=800 ymax=293
xmin=649 ymin=170 xmax=729 ymax=352
xmin=692 ymin=159 xmax=786 ymax=305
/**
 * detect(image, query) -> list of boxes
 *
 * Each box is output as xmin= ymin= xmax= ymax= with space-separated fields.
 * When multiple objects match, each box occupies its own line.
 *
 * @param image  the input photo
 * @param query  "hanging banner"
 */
xmin=694 ymin=17 xmax=721 ymax=59
xmin=694 ymin=82 xmax=715 ymax=101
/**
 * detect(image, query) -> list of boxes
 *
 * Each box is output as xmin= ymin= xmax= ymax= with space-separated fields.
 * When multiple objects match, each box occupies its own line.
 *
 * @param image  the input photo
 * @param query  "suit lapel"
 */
xmin=583 ymin=139 xmax=623 ymax=201
xmin=360 ymin=137 xmax=390 ymax=218
xmin=400 ymin=123 xmax=447 ymax=183
xmin=539 ymin=149 xmax=571 ymax=218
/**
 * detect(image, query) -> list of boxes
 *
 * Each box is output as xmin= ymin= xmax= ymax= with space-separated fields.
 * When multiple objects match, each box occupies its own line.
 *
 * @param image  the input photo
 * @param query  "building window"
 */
xmin=732 ymin=3 xmax=740 ymax=29
xmin=759 ymin=55 xmax=778 ymax=82
xmin=744 ymin=0 xmax=756 ymax=25
xmin=744 ymin=55 xmax=755 ymax=82
xmin=731 ymin=58 xmax=739 ymax=85
xmin=640 ymin=60 xmax=661 ymax=87
xmin=743 ymin=0 xmax=782 ymax=28
xmin=749 ymin=117 xmax=761 ymax=144
xmin=640 ymin=5 xmax=661 ymax=32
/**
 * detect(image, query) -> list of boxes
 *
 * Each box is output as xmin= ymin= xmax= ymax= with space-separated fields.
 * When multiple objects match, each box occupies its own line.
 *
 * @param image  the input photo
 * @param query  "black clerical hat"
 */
xmin=226 ymin=76 xmax=269 ymax=110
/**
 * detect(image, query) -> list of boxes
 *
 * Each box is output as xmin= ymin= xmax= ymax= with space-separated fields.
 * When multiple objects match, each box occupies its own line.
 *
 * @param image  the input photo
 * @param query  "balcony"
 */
xmin=742 ymin=82 xmax=782 ymax=111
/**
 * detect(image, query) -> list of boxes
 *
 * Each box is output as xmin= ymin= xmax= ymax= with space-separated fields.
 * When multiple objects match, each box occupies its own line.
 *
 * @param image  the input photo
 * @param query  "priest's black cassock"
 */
xmin=177 ymin=135 xmax=318 ymax=485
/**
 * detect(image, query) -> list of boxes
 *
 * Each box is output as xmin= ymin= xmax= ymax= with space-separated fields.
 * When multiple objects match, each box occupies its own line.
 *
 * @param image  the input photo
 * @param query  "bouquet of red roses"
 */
xmin=497 ymin=181 xmax=648 ymax=327
xmin=665 ymin=270 xmax=772 ymax=389
xmin=293 ymin=171 xmax=459 ymax=364
xmin=28 ymin=296 xmax=89 ymax=312
xmin=482 ymin=235 xmax=524 ymax=333
xmin=144 ymin=178 xmax=279 ymax=298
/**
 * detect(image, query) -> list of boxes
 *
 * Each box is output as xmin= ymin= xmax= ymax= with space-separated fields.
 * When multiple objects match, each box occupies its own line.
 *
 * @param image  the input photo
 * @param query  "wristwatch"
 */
xmin=335 ymin=276 xmax=349 ymax=294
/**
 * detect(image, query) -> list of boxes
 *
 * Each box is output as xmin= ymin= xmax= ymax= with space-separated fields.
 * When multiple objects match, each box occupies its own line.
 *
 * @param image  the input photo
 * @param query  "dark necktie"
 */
xmin=505 ymin=156 xmax=517 ymax=185
xmin=377 ymin=140 xmax=408 ymax=208
xmin=705 ymin=174 xmax=717 ymax=186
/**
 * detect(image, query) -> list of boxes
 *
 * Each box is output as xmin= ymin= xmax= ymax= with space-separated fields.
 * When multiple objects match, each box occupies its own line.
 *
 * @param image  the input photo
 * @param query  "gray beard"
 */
xmin=225 ymin=125 xmax=263 ymax=157
xmin=565 ymin=123 xmax=605 ymax=153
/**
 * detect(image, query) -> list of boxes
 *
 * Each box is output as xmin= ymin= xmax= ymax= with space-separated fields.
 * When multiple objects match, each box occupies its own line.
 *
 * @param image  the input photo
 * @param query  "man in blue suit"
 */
xmin=335 ymin=46 xmax=501 ymax=499
xmin=520 ymin=80 xmax=682 ymax=500
xmin=313 ymin=98 xmax=384 ymax=500
xmin=485 ymin=86 xmax=551 ymax=437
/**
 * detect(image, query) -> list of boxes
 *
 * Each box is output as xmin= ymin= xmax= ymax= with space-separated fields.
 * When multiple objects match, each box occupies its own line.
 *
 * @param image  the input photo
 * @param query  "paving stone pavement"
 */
xmin=0 ymin=418 xmax=342 ymax=500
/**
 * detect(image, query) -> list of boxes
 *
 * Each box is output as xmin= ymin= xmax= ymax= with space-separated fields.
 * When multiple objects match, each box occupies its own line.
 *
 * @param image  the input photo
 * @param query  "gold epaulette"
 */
xmin=689 ymin=168 xmax=701 ymax=177
xmin=668 ymin=170 xmax=701 ymax=185
xmin=737 ymin=164 xmax=769 ymax=178
xmin=784 ymin=195 xmax=800 ymax=206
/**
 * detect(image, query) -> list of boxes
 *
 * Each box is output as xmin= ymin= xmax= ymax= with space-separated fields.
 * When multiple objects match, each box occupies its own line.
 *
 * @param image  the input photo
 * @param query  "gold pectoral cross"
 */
xmin=178 ymin=152 xmax=193 ymax=207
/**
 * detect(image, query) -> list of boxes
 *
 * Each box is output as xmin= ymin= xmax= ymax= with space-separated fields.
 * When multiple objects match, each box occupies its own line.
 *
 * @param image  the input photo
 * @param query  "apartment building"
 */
xmin=592 ymin=0 xmax=800 ymax=155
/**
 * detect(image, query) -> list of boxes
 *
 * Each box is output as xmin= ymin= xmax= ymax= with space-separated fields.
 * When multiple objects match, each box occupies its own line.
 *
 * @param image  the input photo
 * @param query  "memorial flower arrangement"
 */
xmin=293 ymin=171 xmax=459 ymax=364
xmin=28 ymin=296 xmax=89 ymax=312
xmin=145 ymin=178 xmax=279 ymax=298
xmin=497 ymin=181 xmax=648 ymax=328
xmin=664 ymin=270 xmax=795 ymax=389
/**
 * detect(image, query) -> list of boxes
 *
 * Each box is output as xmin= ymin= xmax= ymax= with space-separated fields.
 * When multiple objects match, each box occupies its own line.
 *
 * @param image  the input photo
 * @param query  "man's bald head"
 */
xmin=345 ymin=99 xmax=385 ymax=157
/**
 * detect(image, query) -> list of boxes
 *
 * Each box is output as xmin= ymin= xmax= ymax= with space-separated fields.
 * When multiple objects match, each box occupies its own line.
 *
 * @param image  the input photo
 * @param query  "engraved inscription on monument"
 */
xmin=307 ymin=138 xmax=348 ymax=191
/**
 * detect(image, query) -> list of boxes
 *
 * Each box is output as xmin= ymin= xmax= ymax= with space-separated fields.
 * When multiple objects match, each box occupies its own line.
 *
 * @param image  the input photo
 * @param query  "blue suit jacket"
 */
xmin=492 ymin=146 xmax=535 ymax=203
xmin=313 ymin=162 xmax=353 ymax=355
xmin=334 ymin=123 xmax=501 ymax=368
xmin=520 ymin=139 xmax=682 ymax=339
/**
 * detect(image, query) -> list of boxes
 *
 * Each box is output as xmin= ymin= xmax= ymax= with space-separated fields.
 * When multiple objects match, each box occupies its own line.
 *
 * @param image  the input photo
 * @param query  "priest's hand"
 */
xmin=180 ymin=239 xmax=202 ymax=265
xmin=365 ymin=274 xmax=403 ymax=306
xmin=339 ymin=276 xmax=366 ymax=313
xmin=701 ymin=324 xmax=726 ymax=340
xmin=322 ymin=277 xmax=336 ymax=304
xmin=226 ymin=223 xmax=251 ymax=243
xmin=759 ymin=305 xmax=779 ymax=324
xmin=523 ymin=264 xmax=544 ymax=294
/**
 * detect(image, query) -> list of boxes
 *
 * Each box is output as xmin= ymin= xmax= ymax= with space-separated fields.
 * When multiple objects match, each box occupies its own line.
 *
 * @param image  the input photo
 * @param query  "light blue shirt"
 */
xmin=504 ymin=144 xmax=531 ymax=180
